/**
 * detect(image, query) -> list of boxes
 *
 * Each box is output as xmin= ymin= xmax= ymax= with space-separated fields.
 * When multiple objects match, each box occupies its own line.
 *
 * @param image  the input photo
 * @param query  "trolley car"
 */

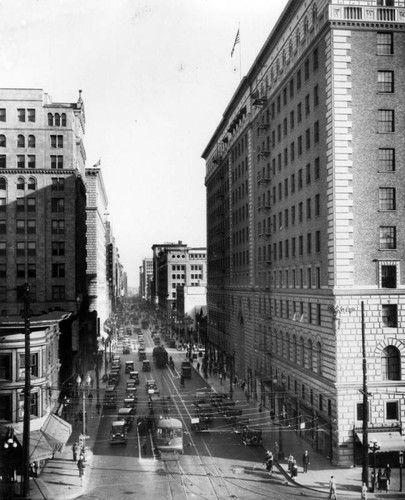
xmin=149 ymin=394 xmax=183 ymax=455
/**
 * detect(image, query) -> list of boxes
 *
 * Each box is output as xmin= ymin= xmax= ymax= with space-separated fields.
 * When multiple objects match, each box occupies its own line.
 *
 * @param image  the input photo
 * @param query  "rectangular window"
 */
xmin=27 ymin=155 xmax=36 ymax=168
xmin=27 ymin=198 xmax=36 ymax=212
xmin=19 ymin=353 xmax=39 ymax=378
xmin=0 ymin=109 xmax=6 ymax=122
xmin=378 ymin=148 xmax=395 ymax=172
xmin=16 ymin=220 xmax=25 ymax=234
xmin=18 ymin=109 xmax=26 ymax=122
xmin=17 ymin=155 xmax=25 ymax=168
xmin=0 ymin=394 xmax=12 ymax=421
xmin=305 ymin=94 xmax=310 ymax=115
xmin=386 ymin=401 xmax=399 ymax=421
xmin=305 ymin=128 xmax=311 ymax=149
xmin=298 ymin=170 xmax=303 ymax=189
xmin=27 ymin=109 xmax=35 ymax=122
xmin=314 ymin=121 xmax=319 ymax=143
xmin=0 ymin=155 xmax=6 ymax=168
xmin=314 ymin=84 xmax=319 ymax=106
xmin=52 ymin=263 xmax=65 ymax=278
xmin=27 ymin=263 xmax=36 ymax=278
xmin=52 ymin=178 xmax=65 ymax=191
xmin=290 ymin=110 xmax=294 ymax=130
xmin=27 ymin=242 xmax=36 ymax=256
xmin=52 ymin=285 xmax=65 ymax=300
xmin=0 ymin=242 xmax=6 ymax=256
xmin=16 ymin=198 xmax=25 ymax=212
xmin=27 ymin=220 xmax=36 ymax=234
xmin=298 ymin=136 xmax=302 ymax=155
xmin=290 ymin=142 xmax=295 ymax=162
xmin=307 ymin=198 xmax=311 ymax=219
xmin=307 ymin=233 xmax=312 ymax=254
xmin=378 ymin=109 xmax=395 ymax=133
xmin=0 ymin=354 xmax=11 ymax=380
xmin=0 ymin=264 xmax=5 ymax=278
xmin=297 ymin=103 xmax=302 ymax=122
xmin=380 ymin=226 xmax=396 ymax=249
xmin=379 ymin=187 xmax=396 ymax=210
xmin=298 ymin=202 xmax=303 ymax=222
xmin=315 ymin=231 xmax=321 ymax=253
xmin=51 ymin=198 xmax=65 ymax=213
xmin=377 ymin=32 xmax=393 ymax=55
xmin=52 ymin=241 xmax=65 ymax=256
xmin=16 ymin=241 xmax=25 ymax=257
xmin=381 ymin=264 xmax=397 ymax=288
xmin=378 ymin=71 xmax=394 ymax=93
xmin=382 ymin=304 xmax=397 ymax=327
xmin=299 ymin=235 xmax=303 ymax=255
xmin=306 ymin=164 xmax=311 ymax=185
xmin=16 ymin=263 xmax=25 ymax=278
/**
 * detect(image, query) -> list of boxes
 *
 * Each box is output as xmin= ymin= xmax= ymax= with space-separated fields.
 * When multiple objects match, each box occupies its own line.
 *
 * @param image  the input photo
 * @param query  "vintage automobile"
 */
xmin=104 ymin=386 xmax=117 ymax=409
xmin=125 ymin=387 xmax=138 ymax=401
xmin=126 ymin=380 xmax=137 ymax=390
xmin=168 ymin=338 xmax=176 ymax=348
xmin=125 ymin=361 xmax=135 ymax=373
xmin=138 ymin=348 xmax=146 ymax=361
xmin=124 ymin=398 xmax=137 ymax=410
xmin=142 ymin=359 xmax=151 ymax=372
xmin=112 ymin=355 xmax=121 ymax=365
xmin=241 ymin=427 xmax=263 ymax=446
xmin=181 ymin=360 xmax=192 ymax=379
xmin=118 ymin=407 xmax=135 ymax=430
xmin=123 ymin=345 xmax=131 ymax=354
xmin=129 ymin=371 xmax=139 ymax=384
xmin=145 ymin=380 xmax=158 ymax=395
xmin=109 ymin=421 xmax=128 ymax=444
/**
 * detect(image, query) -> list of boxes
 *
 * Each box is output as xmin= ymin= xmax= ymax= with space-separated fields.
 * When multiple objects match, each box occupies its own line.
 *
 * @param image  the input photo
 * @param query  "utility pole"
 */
xmin=361 ymin=301 xmax=369 ymax=488
xmin=21 ymin=283 xmax=31 ymax=499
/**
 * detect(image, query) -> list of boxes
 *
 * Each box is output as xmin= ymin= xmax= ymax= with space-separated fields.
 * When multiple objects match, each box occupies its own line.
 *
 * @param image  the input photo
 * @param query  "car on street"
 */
xmin=142 ymin=359 xmax=151 ymax=372
xmin=129 ymin=371 xmax=139 ymax=383
xmin=109 ymin=421 xmax=128 ymax=444
xmin=125 ymin=361 xmax=134 ymax=373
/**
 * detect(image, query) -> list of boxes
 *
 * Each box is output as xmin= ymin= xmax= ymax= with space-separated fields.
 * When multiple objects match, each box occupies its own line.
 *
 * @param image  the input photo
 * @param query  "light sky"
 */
xmin=0 ymin=0 xmax=287 ymax=288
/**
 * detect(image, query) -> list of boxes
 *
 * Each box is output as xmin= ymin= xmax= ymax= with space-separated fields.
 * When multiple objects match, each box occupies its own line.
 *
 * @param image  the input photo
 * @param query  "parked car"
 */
xmin=104 ymin=386 xmax=117 ymax=409
xmin=118 ymin=407 xmax=135 ymax=430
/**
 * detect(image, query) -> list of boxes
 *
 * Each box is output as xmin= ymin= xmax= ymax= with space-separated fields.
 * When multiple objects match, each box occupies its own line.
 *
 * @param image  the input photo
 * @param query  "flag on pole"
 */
xmin=231 ymin=28 xmax=240 ymax=57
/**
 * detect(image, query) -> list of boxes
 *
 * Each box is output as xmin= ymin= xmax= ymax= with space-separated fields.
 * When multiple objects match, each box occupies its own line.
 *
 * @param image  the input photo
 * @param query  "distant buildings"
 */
xmin=203 ymin=0 xmax=405 ymax=465
xmin=139 ymin=258 xmax=153 ymax=301
xmin=148 ymin=242 xmax=207 ymax=338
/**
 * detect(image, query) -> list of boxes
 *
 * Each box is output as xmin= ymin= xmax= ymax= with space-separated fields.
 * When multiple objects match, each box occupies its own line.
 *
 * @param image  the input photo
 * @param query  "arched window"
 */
xmin=293 ymin=335 xmax=297 ymax=364
xmin=28 ymin=135 xmax=35 ymax=148
xmin=17 ymin=177 xmax=25 ymax=190
xmin=0 ymin=135 xmax=6 ymax=147
xmin=287 ymin=333 xmax=291 ymax=360
xmin=28 ymin=177 xmax=36 ymax=190
xmin=48 ymin=113 xmax=53 ymax=126
xmin=312 ymin=4 xmax=318 ymax=26
xmin=307 ymin=339 xmax=313 ymax=370
xmin=316 ymin=342 xmax=322 ymax=374
xmin=304 ymin=17 xmax=309 ymax=38
xmin=17 ymin=135 xmax=25 ymax=147
xmin=55 ymin=113 xmax=60 ymax=126
xmin=382 ymin=346 xmax=400 ymax=380
xmin=0 ymin=178 xmax=6 ymax=190
xmin=61 ymin=113 xmax=67 ymax=126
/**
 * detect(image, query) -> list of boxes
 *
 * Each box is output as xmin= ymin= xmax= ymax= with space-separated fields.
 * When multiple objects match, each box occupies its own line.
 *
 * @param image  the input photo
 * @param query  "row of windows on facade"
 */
xmin=252 ymin=32 xmax=394 ymax=138
xmin=0 ymin=176 xmax=65 ymax=191
xmin=0 ymin=285 xmax=65 ymax=302
xmin=0 ymin=218 xmax=67 ymax=235
xmin=0 ymin=134 xmax=64 ymax=150
xmin=0 ymin=196 xmax=67 ymax=215
xmin=227 ymin=31 xmax=394 ymax=163
xmin=0 ymin=262 xmax=66 ymax=279
xmin=0 ymin=108 xmax=67 ymax=126
xmin=0 ymin=241 xmax=64 ymax=257
xmin=171 ymin=273 xmax=202 ymax=282
xmin=0 ymin=155 xmax=65 ymax=169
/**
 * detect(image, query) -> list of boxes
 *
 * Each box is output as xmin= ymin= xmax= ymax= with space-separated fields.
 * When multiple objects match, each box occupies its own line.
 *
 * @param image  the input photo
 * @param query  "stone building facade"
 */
xmin=202 ymin=0 xmax=405 ymax=465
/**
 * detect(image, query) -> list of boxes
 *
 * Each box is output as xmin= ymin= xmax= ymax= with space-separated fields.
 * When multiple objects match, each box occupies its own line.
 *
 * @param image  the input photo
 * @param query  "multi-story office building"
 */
xmin=203 ymin=0 xmax=405 ymax=465
xmin=0 ymin=88 xmax=90 ymax=470
xmin=140 ymin=258 xmax=153 ymax=301
xmin=85 ymin=162 xmax=110 ymax=338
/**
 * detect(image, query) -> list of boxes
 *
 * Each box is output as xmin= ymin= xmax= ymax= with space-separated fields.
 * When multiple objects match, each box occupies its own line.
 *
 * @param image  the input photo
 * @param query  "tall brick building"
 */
xmin=0 ymin=88 xmax=91 ymax=413
xmin=202 ymin=1 xmax=405 ymax=465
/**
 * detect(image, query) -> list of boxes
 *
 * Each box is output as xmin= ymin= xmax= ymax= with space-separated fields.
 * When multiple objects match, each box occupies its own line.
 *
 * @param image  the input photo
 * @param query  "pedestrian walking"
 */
xmin=287 ymin=453 xmax=294 ymax=473
xmin=361 ymin=482 xmax=368 ymax=500
xmin=377 ymin=468 xmax=382 ymax=491
xmin=71 ymin=442 xmax=78 ymax=462
xmin=219 ymin=372 xmax=223 ymax=385
xmin=264 ymin=451 xmax=273 ymax=474
xmin=273 ymin=441 xmax=279 ymax=461
xmin=328 ymin=476 xmax=337 ymax=499
xmin=196 ymin=362 xmax=200 ymax=372
xmin=302 ymin=450 xmax=310 ymax=473
xmin=384 ymin=464 xmax=391 ymax=484
xmin=77 ymin=457 xmax=85 ymax=483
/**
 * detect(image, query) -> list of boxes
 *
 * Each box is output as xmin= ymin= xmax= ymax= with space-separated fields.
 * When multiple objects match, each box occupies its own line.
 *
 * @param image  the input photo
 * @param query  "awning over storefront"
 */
xmin=28 ymin=431 xmax=54 ymax=462
xmin=41 ymin=413 xmax=72 ymax=449
xmin=356 ymin=431 xmax=405 ymax=452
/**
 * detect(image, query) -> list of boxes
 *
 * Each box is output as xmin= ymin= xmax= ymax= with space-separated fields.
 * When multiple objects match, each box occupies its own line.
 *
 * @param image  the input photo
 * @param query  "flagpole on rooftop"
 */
xmin=238 ymin=23 xmax=242 ymax=81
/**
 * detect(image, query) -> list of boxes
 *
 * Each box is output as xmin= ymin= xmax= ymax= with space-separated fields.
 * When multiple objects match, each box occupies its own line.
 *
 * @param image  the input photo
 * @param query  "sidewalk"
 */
xmin=198 ymin=364 xmax=405 ymax=499
xmin=29 ymin=367 xmax=104 ymax=500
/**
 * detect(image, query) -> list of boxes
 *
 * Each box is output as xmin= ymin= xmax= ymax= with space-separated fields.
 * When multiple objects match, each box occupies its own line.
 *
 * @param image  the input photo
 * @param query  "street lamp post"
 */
xmin=399 ymin=451 xmax=403 ymax=492
xmin=369 ymin=440 xmax=380 ymax=492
